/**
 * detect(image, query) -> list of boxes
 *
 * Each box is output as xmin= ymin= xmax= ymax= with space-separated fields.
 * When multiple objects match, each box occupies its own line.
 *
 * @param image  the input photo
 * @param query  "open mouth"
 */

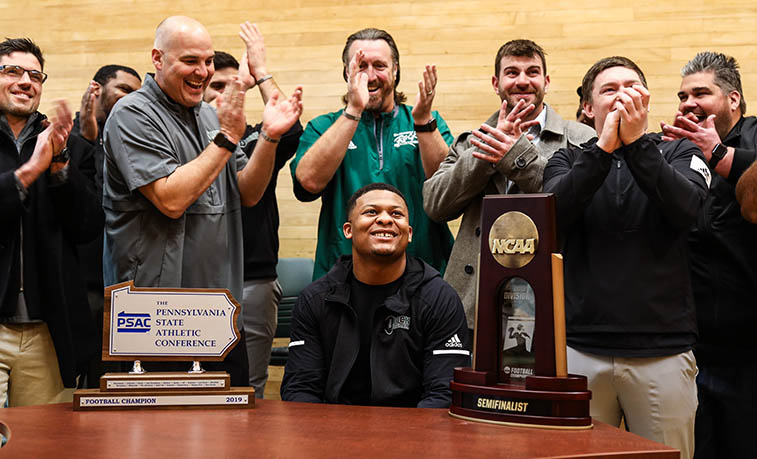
xmin=11 ymin=91 xmax=33 ymax=101
xmin=371 ymin=230 xmax=396 ymax=240
xmin=185 ymin=80 xmax=205 ymax=91
xmin=367 ymin=84 xmax=381 ymax=95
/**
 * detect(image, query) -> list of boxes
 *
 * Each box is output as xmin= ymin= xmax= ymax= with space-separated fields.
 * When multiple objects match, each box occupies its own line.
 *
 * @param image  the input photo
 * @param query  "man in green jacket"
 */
xmin=290 ymin=28 xmax=454 ymax=280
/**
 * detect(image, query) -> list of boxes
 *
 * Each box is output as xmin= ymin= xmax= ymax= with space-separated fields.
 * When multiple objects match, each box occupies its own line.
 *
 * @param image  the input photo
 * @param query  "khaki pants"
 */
xmin=568 ymin=347 xmax=698 ymax=459
xmin=0 ymin=323 xmax=74 ymax=407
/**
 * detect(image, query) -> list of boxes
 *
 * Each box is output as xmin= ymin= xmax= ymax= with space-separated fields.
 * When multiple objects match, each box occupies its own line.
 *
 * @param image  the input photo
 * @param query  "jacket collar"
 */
xmin=323 ymin=255 xmax=427 ymax=315
xmin=0 ymin=111 xmax=44 ymax=148
xmin=541 ymin=104 xmax=565 ymax=136
xmin=359 ymin=104 xmax=400 ymax=123
xmin=484 ymin=103 xmax=560 ymax=136
xmin=142 ymin=73 xmax=203 ymax=118
xmin=723 ymin=116 xmax=745 ymax=145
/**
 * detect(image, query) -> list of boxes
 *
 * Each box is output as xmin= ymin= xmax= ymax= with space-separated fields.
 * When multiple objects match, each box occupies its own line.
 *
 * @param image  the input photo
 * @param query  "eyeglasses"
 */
xmin=0 ymin=65 xmax=48 ymax=84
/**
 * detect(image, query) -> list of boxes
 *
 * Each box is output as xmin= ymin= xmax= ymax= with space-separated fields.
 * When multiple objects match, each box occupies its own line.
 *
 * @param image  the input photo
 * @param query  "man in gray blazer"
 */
xmin=423 ymin=39 xmax=595 ymax=330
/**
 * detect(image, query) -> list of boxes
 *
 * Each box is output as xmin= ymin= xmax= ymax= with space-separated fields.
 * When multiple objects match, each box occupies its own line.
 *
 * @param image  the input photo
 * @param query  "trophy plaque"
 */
xmin=449 ymin=194 xmax=592 ymax=429
xmin=73 ymin=281 xmax=254 ymax=410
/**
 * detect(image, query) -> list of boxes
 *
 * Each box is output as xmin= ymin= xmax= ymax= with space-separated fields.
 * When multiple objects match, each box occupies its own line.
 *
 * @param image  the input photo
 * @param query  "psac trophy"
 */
xmin=449 ymin=194 xmax=592 ymax=429
xmin=73 ymin=282 xmax=254 ymax=410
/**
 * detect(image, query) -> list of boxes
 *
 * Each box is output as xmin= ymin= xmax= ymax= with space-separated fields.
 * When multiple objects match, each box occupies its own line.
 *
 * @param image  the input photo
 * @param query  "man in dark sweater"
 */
xmin=544 ymin=56 xmax=709 ymax=458
xmin=281 ymin=183 xmax=470 ymax=407
xmin=0 ymin=37 xmax=102 ymax=406
xmin=661 ymin=51 xmax=757 ymax=459
xmin=205 ymin=24 xmax=302 ymax=397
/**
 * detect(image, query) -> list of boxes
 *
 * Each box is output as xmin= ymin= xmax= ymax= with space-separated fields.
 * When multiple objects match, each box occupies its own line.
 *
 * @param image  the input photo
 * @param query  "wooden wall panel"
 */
xmin=3 ymin=0 xmax=756 ymax=258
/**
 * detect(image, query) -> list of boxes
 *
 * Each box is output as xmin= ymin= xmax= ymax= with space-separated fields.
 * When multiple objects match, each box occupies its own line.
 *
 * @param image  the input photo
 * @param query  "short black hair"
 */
xmin=581 ymin=56 xmax=647 ymax=105
xmin=92 ymin=64 xmax=140 ymax=85
xmin=0 ymin=37 xmax=44 ymax=71
xmin=345 ymin=182 xmax=408 ymax=221
xmin=494 ymin=39 xmax=547 ymax=77
xmin=213 ymin=51 xmax=239 ymax=71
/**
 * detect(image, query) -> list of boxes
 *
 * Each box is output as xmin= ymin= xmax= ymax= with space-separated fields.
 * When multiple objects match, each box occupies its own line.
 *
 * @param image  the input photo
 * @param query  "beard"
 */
xmin=1 ymin=98 xmax=38 ymax=118
xmin=502 ymin=89 xmax=545 ymax=118
xmin=365 ymin=84 xmax=395 ymax=113
xmin=713 ymin=107 xmax=736 ymax=139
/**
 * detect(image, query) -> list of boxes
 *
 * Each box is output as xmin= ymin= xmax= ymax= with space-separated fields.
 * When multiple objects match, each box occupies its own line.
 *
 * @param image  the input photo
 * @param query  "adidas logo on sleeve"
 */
xmin=445 ymin=334 xmax=463 ymax=348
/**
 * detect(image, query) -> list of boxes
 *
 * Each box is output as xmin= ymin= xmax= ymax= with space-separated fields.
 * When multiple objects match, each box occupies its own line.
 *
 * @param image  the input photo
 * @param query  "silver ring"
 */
xmin=426 ymin=91 xmax=433 ymax=96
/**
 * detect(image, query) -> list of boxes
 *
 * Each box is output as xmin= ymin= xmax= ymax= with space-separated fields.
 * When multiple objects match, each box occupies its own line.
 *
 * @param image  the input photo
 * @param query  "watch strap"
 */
xmin=213 ymin=132 xmax=238 ymax=153
xmin=414 ymin=118 xmax=437 ymax=133
xmin=51 ymin=147 xmax=69 ymax=163
xmin=709 ymin=143 xmax=728 ymax=168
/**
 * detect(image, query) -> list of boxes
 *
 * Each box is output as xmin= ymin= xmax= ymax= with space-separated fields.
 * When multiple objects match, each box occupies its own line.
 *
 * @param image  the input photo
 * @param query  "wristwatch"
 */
xmin=709 ymin=143 xmax=728 ymax=169
xmin=51 ymin=146 xmax=69 ymax=163
xmin=213 ymin=132 xmax=238 ymax=153
xmin=414 ymin=118 xmax=437 ymax=133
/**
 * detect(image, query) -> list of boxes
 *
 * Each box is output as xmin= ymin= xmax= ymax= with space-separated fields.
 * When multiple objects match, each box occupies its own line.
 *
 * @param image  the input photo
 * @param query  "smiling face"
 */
xmin=98 ymin=70 xmax=141 ymax=121
xmin=0 ymin=51 xmax=42 ymax=121
xmin=347 ymin=39 xmax=397 ymax=113
xmin=203 ymin=66 xmax=236 ymax=106
xmin=344 ymin=189 xmax=412 ymax=263
xmin=493 ymin=54 xmax=549 ymax=119
xmin=584 ymin=65 xmax=645 ymax=135
xmin=678 ymin=71 xmax=740 ymax=140
xmin=152 ymin=23 xmax=214 ymax=108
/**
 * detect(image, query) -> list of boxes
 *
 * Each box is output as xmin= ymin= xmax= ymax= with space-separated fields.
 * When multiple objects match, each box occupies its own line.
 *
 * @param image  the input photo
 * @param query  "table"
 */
xmin=0 ymin=400 xmax=677 ymax=458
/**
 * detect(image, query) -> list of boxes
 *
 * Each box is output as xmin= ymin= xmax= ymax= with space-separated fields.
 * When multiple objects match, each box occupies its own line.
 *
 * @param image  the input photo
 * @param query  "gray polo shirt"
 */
xmin=102 ymin=74 xmax=248 ymax=301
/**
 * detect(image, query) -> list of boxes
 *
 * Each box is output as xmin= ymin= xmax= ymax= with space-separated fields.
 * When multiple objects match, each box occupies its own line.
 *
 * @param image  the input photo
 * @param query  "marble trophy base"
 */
xmin=449 ymin=367 xmax=592 ymax=429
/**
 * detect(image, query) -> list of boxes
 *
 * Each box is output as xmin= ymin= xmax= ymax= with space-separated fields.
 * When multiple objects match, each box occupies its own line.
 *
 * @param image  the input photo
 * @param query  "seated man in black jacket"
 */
xmin=281 ymin=183 xmax=470 ymax=407
xmin=543 ymin=57 xmax=709 ymax=459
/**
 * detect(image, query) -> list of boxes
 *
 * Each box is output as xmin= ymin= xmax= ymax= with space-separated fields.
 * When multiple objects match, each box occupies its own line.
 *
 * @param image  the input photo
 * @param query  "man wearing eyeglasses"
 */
xmin=0 ymin=37 xmax=103 ymax=406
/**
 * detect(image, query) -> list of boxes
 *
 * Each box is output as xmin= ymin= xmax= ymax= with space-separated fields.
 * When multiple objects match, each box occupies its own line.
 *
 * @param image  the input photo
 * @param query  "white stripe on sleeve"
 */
xmin=433 ymin=349 xmax=470 ymax=356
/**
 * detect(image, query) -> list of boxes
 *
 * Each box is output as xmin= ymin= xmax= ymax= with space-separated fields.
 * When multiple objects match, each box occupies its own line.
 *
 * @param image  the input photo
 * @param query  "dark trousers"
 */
xmin=694 ymin=362 xmax=757 ymax=459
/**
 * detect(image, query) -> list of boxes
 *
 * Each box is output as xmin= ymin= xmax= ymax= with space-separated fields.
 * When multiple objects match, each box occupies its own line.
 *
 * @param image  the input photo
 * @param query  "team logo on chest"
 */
xmin=384 ymin=315 xmax=411 ymax=335
xmin=394 ymin=131 xmax=418 ymax=148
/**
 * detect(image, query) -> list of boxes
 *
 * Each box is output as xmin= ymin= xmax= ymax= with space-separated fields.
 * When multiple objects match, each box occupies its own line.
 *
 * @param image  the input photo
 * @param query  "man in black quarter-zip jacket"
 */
xmin=544 ymin=56 xmax=709 ymax=459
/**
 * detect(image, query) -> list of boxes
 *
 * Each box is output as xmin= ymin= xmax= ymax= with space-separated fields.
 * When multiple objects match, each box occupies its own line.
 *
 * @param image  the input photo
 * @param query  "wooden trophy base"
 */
xmin=449 ymin=367 xmax=592 ymax=429
xmin=73 ymin=372 xmax=254 ymax=411
xmin=99 ymin=371 xmax=231 ymax=391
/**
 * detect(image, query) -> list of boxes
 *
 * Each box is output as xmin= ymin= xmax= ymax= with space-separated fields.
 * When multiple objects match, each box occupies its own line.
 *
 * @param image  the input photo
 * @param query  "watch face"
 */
xmin=712 ymin=144 xmax=728 ymax=159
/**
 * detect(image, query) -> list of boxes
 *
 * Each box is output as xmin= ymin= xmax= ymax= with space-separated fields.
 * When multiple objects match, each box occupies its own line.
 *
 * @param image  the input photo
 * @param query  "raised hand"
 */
xmin=412 ymin=65 xmax=438 ymax=124
xmin=661 ymin=112 xmax=721 ymax=159
xmin=597 ymin=108 xmax=622 ymax=153
xmin=32 ymin=99 xmax=73 ymax=174
xmin=238 ymin=52 xmax=257 ymax=91
xmin=469 ymin=122 xmax=518 ymax=165
xmin=616 ymin=84 xmax=649 ymax=145
xmin=79 ymin=81 xmax=100 ymax=142
xmin=262 ymin=86 xmax=304 ymax=138
xmin=215 ymin=76 xmax=247 ymax=144
xmin=346 ymin=49 xmax=369 ymax=115
xmin=239 ymin=21 xmax=268 ymax=81
xmin=496 ymin=99 xmax=539 ymax=139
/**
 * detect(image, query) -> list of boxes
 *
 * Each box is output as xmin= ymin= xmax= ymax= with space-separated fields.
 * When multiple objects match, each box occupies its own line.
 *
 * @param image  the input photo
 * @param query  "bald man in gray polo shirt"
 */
xmin=102 ymin=16 xmax=302 ymax=384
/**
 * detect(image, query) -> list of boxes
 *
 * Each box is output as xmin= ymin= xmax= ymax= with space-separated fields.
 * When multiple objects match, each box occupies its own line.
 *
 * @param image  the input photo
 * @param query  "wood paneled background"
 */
xmin=4 ymin=0 xmax=756 ymax=258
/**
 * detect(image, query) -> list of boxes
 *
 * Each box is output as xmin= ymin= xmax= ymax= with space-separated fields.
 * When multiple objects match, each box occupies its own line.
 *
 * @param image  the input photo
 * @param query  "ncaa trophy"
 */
xmin=73 ymin=281 xmax=255 ymax=410
xmin=449 ymin=194 xmax=592 ymax=428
